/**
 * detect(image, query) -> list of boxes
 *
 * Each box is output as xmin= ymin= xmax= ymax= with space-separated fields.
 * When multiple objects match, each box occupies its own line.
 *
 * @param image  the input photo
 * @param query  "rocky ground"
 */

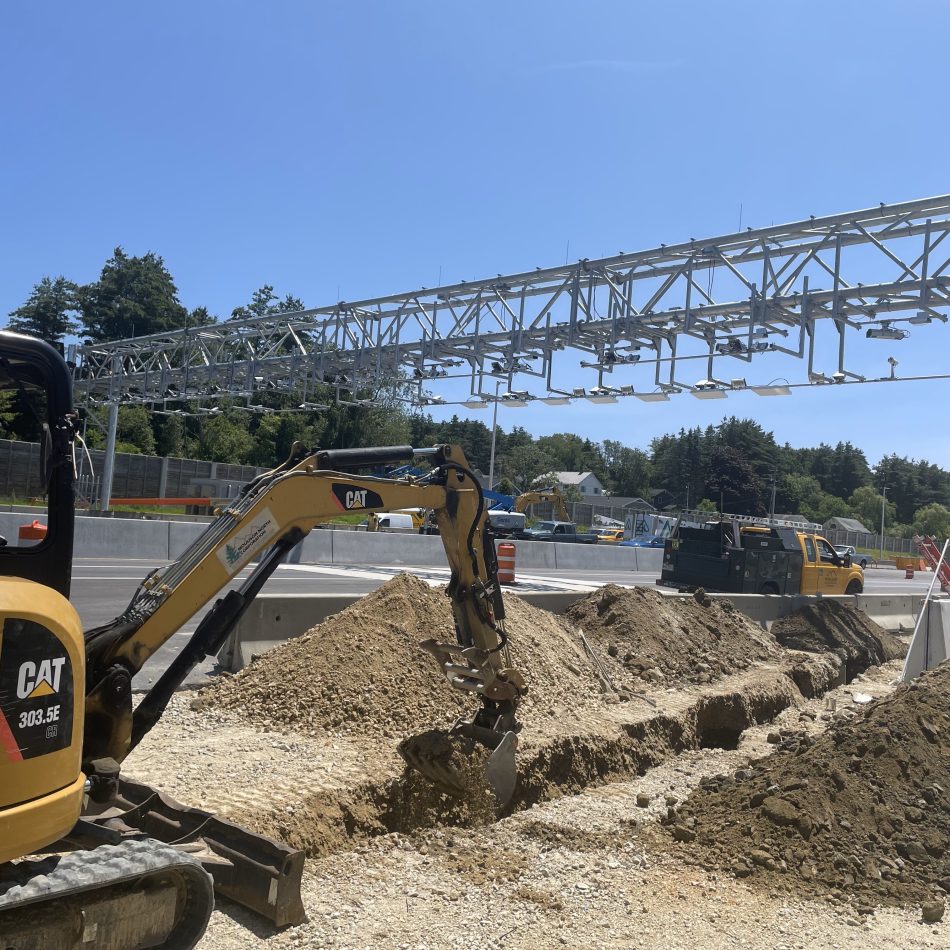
xmin=121 ymin=579 xmax=944 ymax=948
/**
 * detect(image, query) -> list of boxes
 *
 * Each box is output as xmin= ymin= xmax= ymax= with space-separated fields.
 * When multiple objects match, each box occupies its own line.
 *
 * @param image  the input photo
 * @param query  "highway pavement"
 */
xmin=70 ymin=558 xmax=937 ymax=632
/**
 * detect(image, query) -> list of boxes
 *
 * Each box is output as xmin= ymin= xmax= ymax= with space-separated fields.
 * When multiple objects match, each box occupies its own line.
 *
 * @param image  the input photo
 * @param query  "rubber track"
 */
xmin=0 ymin=838 xmax=214 ymax=949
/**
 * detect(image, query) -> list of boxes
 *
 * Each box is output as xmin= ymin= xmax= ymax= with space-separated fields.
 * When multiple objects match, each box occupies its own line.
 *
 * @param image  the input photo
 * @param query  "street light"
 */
xmin=487 ymin=380 xmax=502 ymax=488
xmin=880 ymin=484 xmax=888 ymax=564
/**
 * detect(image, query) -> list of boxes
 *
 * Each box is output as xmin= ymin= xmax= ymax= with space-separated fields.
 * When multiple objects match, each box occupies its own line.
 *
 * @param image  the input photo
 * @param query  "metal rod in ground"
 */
xmin=579 ymin=630 xmax=615 ymax=692
xmin=901 ymin=537 xmax=949 ymax=682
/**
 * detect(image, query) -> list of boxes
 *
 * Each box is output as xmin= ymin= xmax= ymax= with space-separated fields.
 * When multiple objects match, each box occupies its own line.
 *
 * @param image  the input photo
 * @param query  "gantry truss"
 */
xmin=73 ymin=194 xmax=950 ymax=412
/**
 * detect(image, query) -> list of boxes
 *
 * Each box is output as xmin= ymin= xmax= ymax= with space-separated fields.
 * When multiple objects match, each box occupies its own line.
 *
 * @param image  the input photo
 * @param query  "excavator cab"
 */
xmin=0 ymin=333 xmax=75 ymax=595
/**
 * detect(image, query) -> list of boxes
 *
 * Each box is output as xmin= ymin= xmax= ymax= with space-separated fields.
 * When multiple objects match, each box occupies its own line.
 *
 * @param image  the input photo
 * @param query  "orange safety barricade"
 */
xmin=906 ymin=566 xmax=915 ymax=579
xmin=497 ymin=542 xmax=516 ymax=585
xmin=18 ymin=520 xmax=47 ymax=541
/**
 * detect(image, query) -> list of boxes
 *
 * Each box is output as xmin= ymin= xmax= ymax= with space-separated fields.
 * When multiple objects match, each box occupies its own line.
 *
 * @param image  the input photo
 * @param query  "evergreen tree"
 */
xmin=79 ymin=248 xmax=200 ymax=341
xmin=7 ymin=276 xmax=80 ymax=343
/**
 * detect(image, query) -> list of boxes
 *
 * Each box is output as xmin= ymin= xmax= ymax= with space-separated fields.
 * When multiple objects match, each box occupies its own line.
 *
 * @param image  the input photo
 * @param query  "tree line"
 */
xmin=6 ymin=248 xmax=950 ymax=539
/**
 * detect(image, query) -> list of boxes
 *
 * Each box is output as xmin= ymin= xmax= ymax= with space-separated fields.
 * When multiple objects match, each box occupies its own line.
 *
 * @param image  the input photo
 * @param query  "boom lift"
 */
xmin=0 ymin=332 xmax=524 ymax=949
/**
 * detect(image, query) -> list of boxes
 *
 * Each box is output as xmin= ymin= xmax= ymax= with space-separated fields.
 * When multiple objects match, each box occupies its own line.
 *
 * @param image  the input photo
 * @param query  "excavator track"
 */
xmin=0 ymin=838 xmax=214 ymax=950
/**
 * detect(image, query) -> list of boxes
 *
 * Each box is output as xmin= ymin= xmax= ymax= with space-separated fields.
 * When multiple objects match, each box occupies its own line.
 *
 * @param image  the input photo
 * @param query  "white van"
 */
xmin=487 ymin=510 xmax=526 ymax=537
xmin=371 ymin=512 xmax=416 ymax=533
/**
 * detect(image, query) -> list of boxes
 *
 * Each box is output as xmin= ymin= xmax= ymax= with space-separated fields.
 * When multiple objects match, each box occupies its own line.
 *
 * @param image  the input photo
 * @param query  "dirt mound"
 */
xmin=565 ymin=585 xmax=779 ymax=688
xmin=664 ymin=661 xmax=950 ymax=909
xmin=771 ymin=600 xmax=906 ymax=681
xmin=198 ymin=573 xmax=597 ymax=742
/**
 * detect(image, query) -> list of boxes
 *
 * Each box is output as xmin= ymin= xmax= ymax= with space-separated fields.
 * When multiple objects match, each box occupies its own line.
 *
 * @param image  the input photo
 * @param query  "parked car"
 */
xmin=518 ymin=521 xmax=599 ymax=543
xmin=834 ymin=544 xmax=869 ymax=569
xmin=620 ymin=535 xmax=665 ymax=548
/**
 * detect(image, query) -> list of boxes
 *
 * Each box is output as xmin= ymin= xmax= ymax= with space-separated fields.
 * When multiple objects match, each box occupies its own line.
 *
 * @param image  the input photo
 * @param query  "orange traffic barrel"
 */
xmin=497 ymin=542 xmax=516 ymax=585
xmin=18 ymin=520 xmax=47 ymax=541
xmin=906 ymin=566 xmax=915 ymax=579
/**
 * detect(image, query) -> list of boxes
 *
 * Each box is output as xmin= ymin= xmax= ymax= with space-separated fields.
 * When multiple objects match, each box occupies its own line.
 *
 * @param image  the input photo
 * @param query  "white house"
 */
xmin=553 ymin=471 xmax=605 ymax=496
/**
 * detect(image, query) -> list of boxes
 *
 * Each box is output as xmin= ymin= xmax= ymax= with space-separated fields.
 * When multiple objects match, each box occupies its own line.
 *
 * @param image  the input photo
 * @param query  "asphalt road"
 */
xmin=70 ymin=558 xmax=936 ymax=631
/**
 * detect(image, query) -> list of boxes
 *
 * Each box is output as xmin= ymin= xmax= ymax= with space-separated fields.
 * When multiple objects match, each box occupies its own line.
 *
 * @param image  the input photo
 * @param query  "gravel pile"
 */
xmin=771 ymin=600 xmax=906 ymax=681
xmin=665 ymin=661 xmax=950 ymax=912
xmin=565 ymin=584 xmax=780 ymax=688
xmin=197 ymin=573 xmax=598 ymax=743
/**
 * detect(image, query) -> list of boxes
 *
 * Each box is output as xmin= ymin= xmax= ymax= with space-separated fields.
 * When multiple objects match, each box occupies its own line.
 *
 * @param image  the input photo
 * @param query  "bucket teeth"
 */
xmin=397 ymin=728 xmax=517 ymax=807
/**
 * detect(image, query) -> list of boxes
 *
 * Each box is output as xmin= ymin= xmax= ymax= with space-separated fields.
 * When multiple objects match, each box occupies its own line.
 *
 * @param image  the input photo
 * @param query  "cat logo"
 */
xmin=331 ymin=484 xmax=384 ymax=512
xmin=345 ymin=489 xmax=368 ymax=509
xmin=16 ymin=658 xmax=67 ymax=699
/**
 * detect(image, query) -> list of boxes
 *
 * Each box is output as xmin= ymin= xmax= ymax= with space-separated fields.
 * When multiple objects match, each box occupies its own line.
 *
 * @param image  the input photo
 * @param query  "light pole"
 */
xmin=487 ymin=379 xmax=502 ymax=488
xmin=880 ymin=484 xmax=888 ymax=564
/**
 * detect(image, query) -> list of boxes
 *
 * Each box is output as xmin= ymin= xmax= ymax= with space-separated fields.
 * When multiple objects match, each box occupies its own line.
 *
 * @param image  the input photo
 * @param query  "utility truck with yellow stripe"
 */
xmin=660 ymin=509 xmax=865 ymax=596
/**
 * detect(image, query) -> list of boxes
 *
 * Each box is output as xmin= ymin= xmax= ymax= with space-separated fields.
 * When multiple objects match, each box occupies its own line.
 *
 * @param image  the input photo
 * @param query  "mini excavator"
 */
xmin=0 ymin=332 xmax=525 ymax=949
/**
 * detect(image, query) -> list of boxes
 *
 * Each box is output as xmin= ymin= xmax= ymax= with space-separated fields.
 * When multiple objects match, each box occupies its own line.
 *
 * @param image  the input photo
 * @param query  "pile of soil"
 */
xmin=565 ymin=585 xmax=779 ymax=689
xmin=198 ymin=573 xmax=596 ymax=742
xmin=664 ymin=661 xmax=950 ymax=909
xmin=771 ymin=600 xmax=906 ymax=681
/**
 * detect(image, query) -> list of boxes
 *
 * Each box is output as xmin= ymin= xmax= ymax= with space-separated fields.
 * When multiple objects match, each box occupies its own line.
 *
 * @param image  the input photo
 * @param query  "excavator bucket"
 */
xmin=398 ymin=727 xmax=518 ymax=808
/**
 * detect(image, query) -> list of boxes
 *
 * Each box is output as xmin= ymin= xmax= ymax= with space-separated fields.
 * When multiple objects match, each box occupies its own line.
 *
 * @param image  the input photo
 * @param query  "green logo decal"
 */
xmin=225 ymin=543 xmax=241 ymax=566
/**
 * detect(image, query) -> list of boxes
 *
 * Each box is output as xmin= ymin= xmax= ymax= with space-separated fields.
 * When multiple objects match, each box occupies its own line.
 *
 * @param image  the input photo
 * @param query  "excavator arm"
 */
xmin=514 ymin=486 xmax=570 ymax=522
xmin=61 ymin=444 xmax=526 ymax=933
xmin=82 ymin=443 xmax=524 ymax=800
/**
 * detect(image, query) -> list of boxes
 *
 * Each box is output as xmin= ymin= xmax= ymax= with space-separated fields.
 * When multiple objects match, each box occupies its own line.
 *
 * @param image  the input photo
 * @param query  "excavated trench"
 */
xmin=244 ymin=658 xmax=843 ymax=861
xmin=196 ymin=579 xmax=897 ymax=863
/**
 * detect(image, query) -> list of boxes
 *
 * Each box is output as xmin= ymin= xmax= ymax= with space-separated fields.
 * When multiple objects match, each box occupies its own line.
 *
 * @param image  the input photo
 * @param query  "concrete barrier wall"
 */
xmin=855 ymin=593 xmax=926 ymax=633
xmin=218 ymin=588 xmax=922 ymax=672
xmin=76 ymin=517 xmax=171 ymax=560
xmin=549 ymin=541 xmax=636 ymax=571
xmin=508 ymin=539 xmax=557 ymax=571
xmin=902 ymin=598 xmax=950 ymax=679
xmin=0 ymin=512 xmax=174 ymax=559
xmin=329 ymin=531 xmax=448 ymax=567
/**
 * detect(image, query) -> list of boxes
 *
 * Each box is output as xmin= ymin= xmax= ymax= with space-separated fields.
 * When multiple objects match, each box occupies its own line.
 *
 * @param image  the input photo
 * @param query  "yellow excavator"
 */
xmin=514 ymin=487 xmax=570 ymax=522
xmin=0 ymin=332 xmax=525 ymax=948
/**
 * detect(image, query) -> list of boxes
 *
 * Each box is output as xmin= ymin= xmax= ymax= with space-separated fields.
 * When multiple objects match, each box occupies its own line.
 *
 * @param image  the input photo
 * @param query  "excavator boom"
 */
xmin=514 ymin=486 xmax=570 ymax=522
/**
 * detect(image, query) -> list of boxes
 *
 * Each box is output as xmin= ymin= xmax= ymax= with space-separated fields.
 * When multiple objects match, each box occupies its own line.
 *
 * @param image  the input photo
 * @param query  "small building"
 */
xmin=824 ymin=516 xmax=871 ymax=534
xmin=651 ymin=489 xmax=677 ymax=510
xmin=554 ymin=471 xmax=605 ymax=496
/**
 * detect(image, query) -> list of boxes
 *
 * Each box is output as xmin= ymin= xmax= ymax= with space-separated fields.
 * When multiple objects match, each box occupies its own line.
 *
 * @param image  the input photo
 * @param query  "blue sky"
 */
xmin=2 ymin=1 xmax=948 ymax=465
